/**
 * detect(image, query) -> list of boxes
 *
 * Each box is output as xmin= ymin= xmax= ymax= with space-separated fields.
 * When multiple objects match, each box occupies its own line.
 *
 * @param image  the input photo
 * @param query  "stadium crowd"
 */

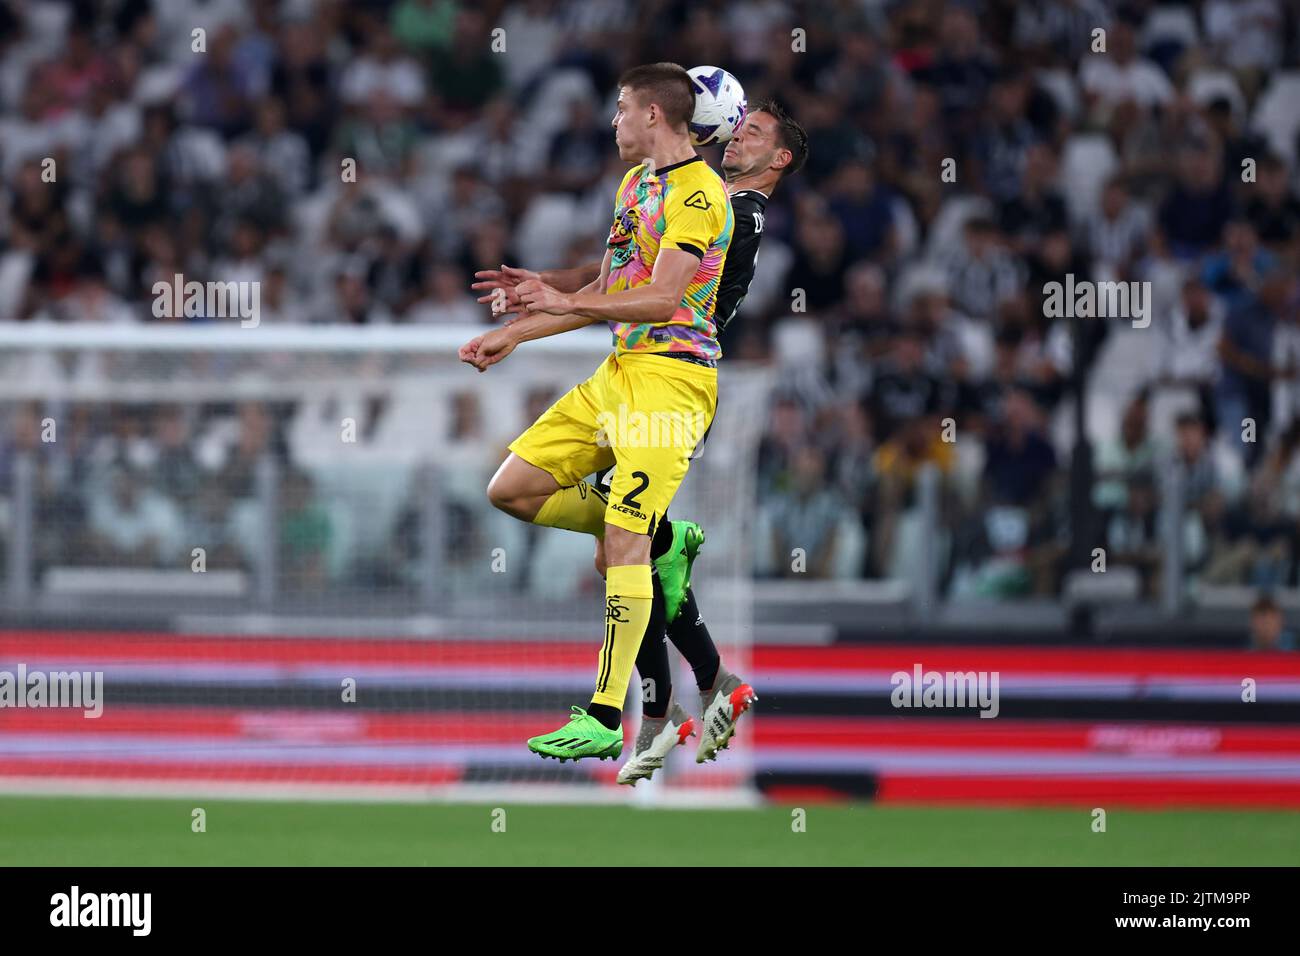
xmin=3 ymin=0 xmax=1300 ymax=602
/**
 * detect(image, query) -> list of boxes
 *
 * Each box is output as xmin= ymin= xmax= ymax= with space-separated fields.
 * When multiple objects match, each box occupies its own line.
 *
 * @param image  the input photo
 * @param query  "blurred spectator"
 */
xmin=957 ymin=389 xmax=1059 ymax=596
xmin=1079 ymin=19 xmax=1174 ymax=116
xmin=823 ymin=400 xmax=876 ymax=516
xmin=916 ymin=6 xmax=997 ymax=142
xmin=255 ymin=260 xmax=309 ymax=324
xmin=1101 ymin=470 xmax=1162 ymax=597
xmin=870 ymin=415 xmax=954 ymax=577
xmin=215 ymin=402 xmax=277 ymax=498
xmin=981 ymin=389 xmax=1057 ymax=509
xmin=181 ymin=24 xmax=257 ymax=138
xmin=1159 ymin=276 xmax=1224 ymax=413
xmin=826 ymin=158 xmax=896 ymax=261
xmin=340 ymin=25 xmax=425 ymax=108
xmin=869 ymin=328 xmax=946 ymax=443
xmin=1158 ymin=144 xmax=1234 ymax=260
xmin=408 ymin=261 xmax=482 ymax=324
xmin=391 ymin=0 xmax=458 ymax=55
xmin=546 ymin=97 xmax=608 ymax=196
xmin=269 ymin=16 xmax=335 ymax=157
xmin=0 ymin=403 xmax=92 ymax=572
xmin=1093 ymin=393 xmax=1157 ymax=509
xmin=1202 ymin=470 xmax=1292 ymax=588
xmin=1173 ymin=412 xmax=1235 ymax=509
xmin=1201 ymin=219 xmax=1276 ymax=313
xmin=833 ymin=261 xmax=896 ymax=348
xmin=186 ymin=475 xmax=245 ymax=571
xmin=1217 ymin=267 xmax=1296 ymax=465
xmin=974 ymin=66 xmax=1041 ymax=205
xmin=785 ymin=195 xmax=849 ymax=312
xmin=319 ymin=257 xmax=396 ymax=325
xmin=762 ymin=445 xmax=853 ymax=579
xmin=427 ymin=8 xmax=504 ymax=125
xmin=1025 ymin=227 xmax=1098 ymax=376
xmin=1245 ymin=154 xmax=1300 ymax=252
xmin=756 ymin=395 xmax=806 ymax=497
xmin=945 ymin=217 xmax=1024 ymax=321
xmin=999 ymin=142 xmax=1067 ymax=255
xmin=1014 ymin=0 xmax=1111 ymax=63
xmin=333 ymin=88 xmax=420 ymax=180
xmin=87 ymin=467 xmax=185 ymax=567
xmin=906 ymin=282 xmax=989 ymax=385
xmin=279 ymin=468 xmax=332 ymax=591
xmin=1204 ymin=1 xmax=1283 ymax=79
xmin=1249 ymin=593 xmax=1298 ymax=650
xmin=45 ymin=22 xmax=112 ymax=117
xmin=153 ymin=406 xmax=202 ymax=503
xmin=1083 ymin=177 xmax=1151 ymax=280
xmin=237 ymin=97 xmax=312 ymax=198
xmin=428 ymin=164 xmax=507 ymax=260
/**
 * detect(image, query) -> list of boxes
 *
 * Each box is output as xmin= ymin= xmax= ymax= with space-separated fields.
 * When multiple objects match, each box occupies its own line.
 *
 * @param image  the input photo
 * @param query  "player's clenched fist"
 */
xmin=516 ymin=279 xmax=571 ymax=315
xmin=458 ymin=335 xmax=484 ymax=367
xmin=459 ymin=328 xmax=518 ymax=372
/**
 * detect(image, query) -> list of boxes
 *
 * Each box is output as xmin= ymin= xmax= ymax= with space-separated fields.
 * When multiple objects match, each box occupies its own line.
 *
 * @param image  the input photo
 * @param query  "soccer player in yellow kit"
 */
xmin=459 ymin=63 xmax=732 ymax=761
xmin=474 ymin=102 xmax=809 ymax=778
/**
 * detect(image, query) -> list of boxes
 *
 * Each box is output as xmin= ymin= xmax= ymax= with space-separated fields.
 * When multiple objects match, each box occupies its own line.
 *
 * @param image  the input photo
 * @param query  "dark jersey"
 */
xmin=713 ymin=189 xmax=768 ymax=332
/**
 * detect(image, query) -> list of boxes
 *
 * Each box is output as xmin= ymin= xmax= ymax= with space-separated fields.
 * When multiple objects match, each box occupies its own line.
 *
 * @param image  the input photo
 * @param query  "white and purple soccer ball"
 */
xmin=687 ymin=65 xmax=747 ymax=147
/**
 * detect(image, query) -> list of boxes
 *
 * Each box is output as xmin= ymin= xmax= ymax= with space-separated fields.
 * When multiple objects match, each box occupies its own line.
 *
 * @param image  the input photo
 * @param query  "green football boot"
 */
xmin=527 ymin=706 xmax=623 ymax=762
xmin=653 ymin=519 xmax=705 ymax=624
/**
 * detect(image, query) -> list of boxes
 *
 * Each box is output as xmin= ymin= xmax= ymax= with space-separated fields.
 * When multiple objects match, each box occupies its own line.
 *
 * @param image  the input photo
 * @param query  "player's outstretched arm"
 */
xmin=459 ymin=311 xmax=601 ymax=373
xmin=517 ymin=248 xmax=696 ymax=325
xmin=472 ymin=262 xmax=603 ymax=316
xmin=540 ymin=262 xmax=602 ymax=293
xmin=460 ymin=252 xmax=610 ymax=373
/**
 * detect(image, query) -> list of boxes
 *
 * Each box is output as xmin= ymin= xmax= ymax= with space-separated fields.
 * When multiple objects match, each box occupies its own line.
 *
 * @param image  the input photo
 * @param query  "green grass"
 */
xmin=0 ymin=797 xmax=1296 ymax=866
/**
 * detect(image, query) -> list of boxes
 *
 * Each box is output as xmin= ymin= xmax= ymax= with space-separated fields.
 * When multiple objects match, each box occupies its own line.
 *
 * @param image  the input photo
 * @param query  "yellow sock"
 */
xmin=592 ymin=564 xmax=653 ymax=708
xmin=532 ymin=483 xmax=606 ymax=538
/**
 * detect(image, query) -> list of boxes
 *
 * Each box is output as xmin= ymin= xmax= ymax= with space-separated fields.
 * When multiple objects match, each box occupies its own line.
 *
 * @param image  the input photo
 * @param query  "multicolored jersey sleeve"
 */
xmin=603 ymin=155 xmax=733 ymax=361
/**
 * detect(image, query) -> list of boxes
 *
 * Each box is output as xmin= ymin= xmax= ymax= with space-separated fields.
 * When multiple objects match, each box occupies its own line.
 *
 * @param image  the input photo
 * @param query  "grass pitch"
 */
xmin=1 ymin=797 xmax=1296 ymax=866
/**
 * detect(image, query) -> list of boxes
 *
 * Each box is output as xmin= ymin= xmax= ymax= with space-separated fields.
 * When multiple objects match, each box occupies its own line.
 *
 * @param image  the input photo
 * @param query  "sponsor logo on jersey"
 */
xmin=683 ymin=190 xmax=711 ymax=210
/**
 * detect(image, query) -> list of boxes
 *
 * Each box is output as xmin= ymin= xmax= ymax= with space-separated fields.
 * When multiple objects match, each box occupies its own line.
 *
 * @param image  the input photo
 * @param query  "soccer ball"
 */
xmin=687 ymin=65 xmax=747 ymax=147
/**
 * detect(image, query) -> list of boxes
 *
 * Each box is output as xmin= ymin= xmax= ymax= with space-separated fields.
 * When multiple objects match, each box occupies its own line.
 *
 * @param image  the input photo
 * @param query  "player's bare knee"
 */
xmin=603 ymin=524 xmax=651 ymax=567
xmin=486 ymin=472 xmax=529 ymax=518
xmin=488 ymin=454 xmax=560 ymax=520
xmin=593 ymin=541 xmax=607 ymax=578
xmin=485 ymin=472 xmax=512 ymax=512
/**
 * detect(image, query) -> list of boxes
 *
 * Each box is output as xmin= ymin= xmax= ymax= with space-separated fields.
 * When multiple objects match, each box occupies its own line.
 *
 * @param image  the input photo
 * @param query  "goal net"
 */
xmin=0 ymin=324 xmax=766 ymax=805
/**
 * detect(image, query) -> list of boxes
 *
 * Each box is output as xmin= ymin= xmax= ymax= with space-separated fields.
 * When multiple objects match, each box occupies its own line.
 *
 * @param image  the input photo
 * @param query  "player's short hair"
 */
xmin=1252 ymin=593 xmax=1280 ymax=616
xmin=617 ymin=62 xmax=694 ymax=129
xmin=751 ymin=98 xmax=808 ymax=178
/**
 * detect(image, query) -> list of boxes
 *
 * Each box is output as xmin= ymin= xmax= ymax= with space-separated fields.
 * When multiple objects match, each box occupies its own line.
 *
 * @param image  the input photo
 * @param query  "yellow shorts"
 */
xmin=508 ymin=351 xmax=717 ymax=535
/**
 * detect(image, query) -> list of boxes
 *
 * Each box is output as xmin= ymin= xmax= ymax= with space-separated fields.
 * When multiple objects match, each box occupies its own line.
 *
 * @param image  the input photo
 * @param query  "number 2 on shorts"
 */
xmin=622 ymin=471 xmax=650 ymax=509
